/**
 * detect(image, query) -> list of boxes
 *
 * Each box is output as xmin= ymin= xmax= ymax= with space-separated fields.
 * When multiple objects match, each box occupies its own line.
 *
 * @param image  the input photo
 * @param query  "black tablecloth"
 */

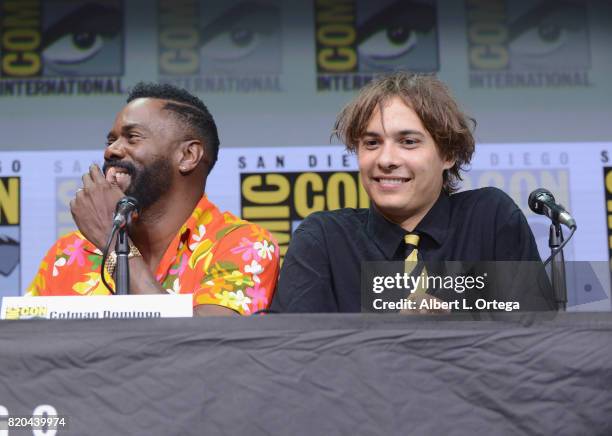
xmin=1 ymin=313 xmax=611 ymax=435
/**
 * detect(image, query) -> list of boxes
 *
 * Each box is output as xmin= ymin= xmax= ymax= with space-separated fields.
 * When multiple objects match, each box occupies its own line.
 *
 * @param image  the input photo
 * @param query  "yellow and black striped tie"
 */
xmin=402 ymin=233 xmax=449 ymax=314
xmin=404 ymin=233 xmax=420 ymax=265
xmin=404 ymin=233 xmax=427 ymax=298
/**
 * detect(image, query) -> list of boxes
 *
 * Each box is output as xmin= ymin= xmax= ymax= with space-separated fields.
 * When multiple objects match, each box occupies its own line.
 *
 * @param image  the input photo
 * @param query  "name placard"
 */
xmin=1 ymin=295 xmax=193 ymax=320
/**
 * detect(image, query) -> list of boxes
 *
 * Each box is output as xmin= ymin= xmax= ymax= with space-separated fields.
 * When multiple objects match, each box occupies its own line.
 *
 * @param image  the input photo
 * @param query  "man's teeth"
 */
xmin=378 ymin=178 xmax=406 ymax=184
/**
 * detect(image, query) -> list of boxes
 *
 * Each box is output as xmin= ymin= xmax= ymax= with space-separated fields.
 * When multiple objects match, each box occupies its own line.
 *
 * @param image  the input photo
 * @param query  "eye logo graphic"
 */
xmin=158 ymin=0 xmax=282 ymax=93
xmin=466 ymin=0 xmax=591 ymax=88
xmin=0 ymin=0 xmax=124 ymax=96
xmin=200 ymin=2 xmax=281 ymax=75
xmin=315 ymin=0 xmax=439 ymax=92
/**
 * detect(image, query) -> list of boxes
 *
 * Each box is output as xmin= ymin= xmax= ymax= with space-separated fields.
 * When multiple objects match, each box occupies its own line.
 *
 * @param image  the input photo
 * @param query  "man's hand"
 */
xmin=70 ymin=164 xmax=125 ymax=250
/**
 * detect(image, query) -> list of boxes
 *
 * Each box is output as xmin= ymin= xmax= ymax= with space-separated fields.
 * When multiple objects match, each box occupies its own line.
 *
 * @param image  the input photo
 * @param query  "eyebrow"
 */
xmin=395 ymin=130 xmax=425 ymax=138
xmin=106 ymin=123 xmax=150 ymax=140
xmin=362 ymin=129 xmax=425 ymax=138
xmin=121 ymin=123 xmax=149 ymax=134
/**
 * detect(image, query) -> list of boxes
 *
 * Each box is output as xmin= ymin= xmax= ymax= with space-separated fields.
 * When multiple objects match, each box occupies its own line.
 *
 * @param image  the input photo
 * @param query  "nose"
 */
xmin=104 ymin=138 xmax=126 ymax=161
xmin=376 ymin=142 xmax=400 ymax=170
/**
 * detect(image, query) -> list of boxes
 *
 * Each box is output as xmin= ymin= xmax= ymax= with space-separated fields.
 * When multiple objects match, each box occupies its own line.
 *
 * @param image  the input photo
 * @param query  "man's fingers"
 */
xmin=109 ymin=172 xmax=119 ymax=187
xmin=81 ymin=164 xmax=116 ymax=191
xmin=81 ymin=171 xmax=94 ymax=189
xmin=69 ymin=198 xmax=78 ymax=221
xmin=102 ymin=165 xmax=121 ymax=187
xmin=89 ymin=163 xmax=106 ymax=183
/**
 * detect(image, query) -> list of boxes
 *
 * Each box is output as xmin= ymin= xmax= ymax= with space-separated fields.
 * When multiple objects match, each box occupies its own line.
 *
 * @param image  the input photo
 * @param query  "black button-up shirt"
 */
xmin=271 ymin=187 xmax=555 ymax=312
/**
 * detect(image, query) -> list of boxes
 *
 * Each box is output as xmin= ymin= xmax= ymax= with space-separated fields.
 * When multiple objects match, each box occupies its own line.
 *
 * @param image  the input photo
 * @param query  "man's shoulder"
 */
xmin=450 ymin=187 xmax=528 ymax=236
xmin=297 ymin=208 xmax=369 ymax=234
xmin=212 ymin=207 xmax=277 ymax=244
xmin=451 ymin=186 xmax=519 ymax=213
xmin=194 ymin=197 xmax=253 ymax=237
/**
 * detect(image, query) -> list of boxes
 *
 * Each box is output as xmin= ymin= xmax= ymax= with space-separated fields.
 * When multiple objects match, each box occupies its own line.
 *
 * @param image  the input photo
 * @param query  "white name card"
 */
xmin=1 ymin=295 xmax=193 ymax=320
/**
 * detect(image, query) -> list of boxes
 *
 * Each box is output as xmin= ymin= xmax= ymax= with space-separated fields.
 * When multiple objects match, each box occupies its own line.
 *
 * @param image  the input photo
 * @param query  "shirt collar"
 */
xmin=414 ymin=192 xmax=450 ymax=246
xmin=178 ymin=194 xmax=214 ymax=241
xmin=366 ymin=205 xmax=406 ymax=259
xmin=366 ymin=192 xmax=450 ymax=258
xmin=83 ymin=194 xmax=215 ymax=264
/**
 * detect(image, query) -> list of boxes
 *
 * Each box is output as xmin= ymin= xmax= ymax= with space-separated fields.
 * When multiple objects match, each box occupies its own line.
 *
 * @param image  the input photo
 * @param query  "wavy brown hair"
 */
xmin=334 ymin=72 xmax=475 ymax=193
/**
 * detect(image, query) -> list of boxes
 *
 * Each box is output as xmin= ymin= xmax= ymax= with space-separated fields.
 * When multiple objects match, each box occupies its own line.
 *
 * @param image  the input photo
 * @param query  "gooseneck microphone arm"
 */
xmin=528 ymin=188 xmax=577 ymax=311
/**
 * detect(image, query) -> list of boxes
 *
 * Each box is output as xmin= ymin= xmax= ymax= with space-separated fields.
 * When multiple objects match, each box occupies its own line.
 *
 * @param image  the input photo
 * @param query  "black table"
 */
xmin=0 ymin=313 xmax=611 ymax=435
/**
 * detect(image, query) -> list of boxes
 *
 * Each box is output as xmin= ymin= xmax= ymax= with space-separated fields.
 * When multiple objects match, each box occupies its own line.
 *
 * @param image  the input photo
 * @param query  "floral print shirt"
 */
xmin=27 ymin=195 xmax=279 ymax=315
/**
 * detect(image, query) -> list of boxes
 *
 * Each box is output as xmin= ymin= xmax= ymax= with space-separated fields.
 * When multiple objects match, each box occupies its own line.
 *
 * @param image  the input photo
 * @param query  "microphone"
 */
xmin=528 ymin=188 xmax=576 ymax=229
xmin=112 ymin=196 xmax=140 ymax=229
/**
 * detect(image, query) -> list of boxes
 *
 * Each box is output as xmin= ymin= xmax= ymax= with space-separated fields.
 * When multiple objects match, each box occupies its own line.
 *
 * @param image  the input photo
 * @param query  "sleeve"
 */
xmin=491 ymin=206 xmax=556 ymax=311
xmin=192 ymin=223 xmax=280 ymax=315
xmin=270 ymin=219 xmax=338 ymax=313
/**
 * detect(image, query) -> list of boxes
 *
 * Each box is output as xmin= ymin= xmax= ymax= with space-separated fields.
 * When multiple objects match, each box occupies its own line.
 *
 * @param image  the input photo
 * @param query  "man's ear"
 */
xmin=177 ymin=140 xmax=206 ymax=174
xmin=443 ymin=158 xmax=456 ymax=171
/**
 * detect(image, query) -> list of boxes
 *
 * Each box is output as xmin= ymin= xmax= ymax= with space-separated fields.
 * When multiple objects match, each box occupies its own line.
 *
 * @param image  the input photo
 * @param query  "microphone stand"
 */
xmin=100 ymin=196 xmax=140 ymax=295
xmin=549 ymin=222 xmax=567 ymax=311
xmin=115 ymin=226 xmax=130 ymax=295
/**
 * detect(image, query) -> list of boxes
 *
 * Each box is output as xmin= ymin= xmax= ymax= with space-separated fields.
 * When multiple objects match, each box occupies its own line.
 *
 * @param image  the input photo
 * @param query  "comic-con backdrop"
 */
xmin=0 ymin=1 xmax=611 ymax=309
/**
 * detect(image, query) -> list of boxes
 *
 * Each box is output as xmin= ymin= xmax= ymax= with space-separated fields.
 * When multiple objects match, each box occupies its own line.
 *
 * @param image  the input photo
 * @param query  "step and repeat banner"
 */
xmin=0 ymin=0 xmax=611 ymax=150
xmin=0 ymin=143 xmax=610 ymax=310
xmin=0 ymin=0 xmax=611 ymax=310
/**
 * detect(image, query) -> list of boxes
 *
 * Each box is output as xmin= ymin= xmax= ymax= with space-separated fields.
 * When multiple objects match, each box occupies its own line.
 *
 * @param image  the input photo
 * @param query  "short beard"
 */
xmin=125 ymin=156 xmax=173 ymax=210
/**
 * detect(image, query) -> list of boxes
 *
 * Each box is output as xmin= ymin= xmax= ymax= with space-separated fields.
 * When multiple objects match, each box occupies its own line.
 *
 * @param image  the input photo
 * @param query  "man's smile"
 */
xmin=105 ymin=166 xmax=133 ymax=191
xmin=372 ymin=176 xmax=411 ymax=188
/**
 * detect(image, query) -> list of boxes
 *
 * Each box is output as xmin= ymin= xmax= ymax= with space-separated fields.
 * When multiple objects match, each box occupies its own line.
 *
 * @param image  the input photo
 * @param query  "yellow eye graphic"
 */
xmin=511 ymin=24 xmax=568 ymax=56
xmin=201 ymin=28 xmax=262 ymax=61
xmin=43 ymin=32 xmax=104 ymax=64
xmin=359 ymin=27 xmax=419 ymax=60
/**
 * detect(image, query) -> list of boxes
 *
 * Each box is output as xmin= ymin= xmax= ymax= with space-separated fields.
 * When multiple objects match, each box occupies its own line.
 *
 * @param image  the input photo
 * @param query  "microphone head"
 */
xmin=116 ymin=196 xmax=140 ymax=213
xmin=113 ymin=196 xmax=140 ymax=227
xmin=528 ymin=188 xmax=554 ymax=215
